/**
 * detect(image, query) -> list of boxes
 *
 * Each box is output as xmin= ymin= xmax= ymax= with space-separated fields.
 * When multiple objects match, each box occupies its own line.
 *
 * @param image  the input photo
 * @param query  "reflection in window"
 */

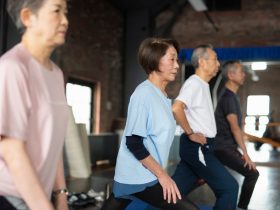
xmin=245 ymin=95 xmax=270 ymax=137
xmin=66 ymin=83 xmax=93 ymax=133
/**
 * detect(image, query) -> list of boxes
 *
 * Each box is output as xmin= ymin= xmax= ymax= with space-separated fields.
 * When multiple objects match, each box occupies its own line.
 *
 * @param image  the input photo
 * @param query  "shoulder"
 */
xmin=180 ymin=76 xmax=203 ymax=96
xmin=191 ymin=78 xmax=203 ymax=90
xmin=132 ymin=80 xmax=153 ymax=99
xmin=221 ymin=89 xmax=236 ymax=101
xmin=0 ymin=44 xmax=30 ymax=79
xmin=184 ymin=75 xmax=202 ymax=88
xmin=219 ymin=90 xmax=238 ymax=109
xmin=1 ymin=43 xmax=30 ymax=63
xmin=129 ymin=81 xmax=156 ymax=110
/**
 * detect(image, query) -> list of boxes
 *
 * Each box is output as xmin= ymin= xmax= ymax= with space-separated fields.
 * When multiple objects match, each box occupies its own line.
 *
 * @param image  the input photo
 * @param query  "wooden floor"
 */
xmin=67 ymin=142 xmax=280 ymax=210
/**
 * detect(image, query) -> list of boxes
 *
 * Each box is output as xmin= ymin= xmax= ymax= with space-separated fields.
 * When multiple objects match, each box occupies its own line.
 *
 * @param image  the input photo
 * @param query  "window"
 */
xmin=244 ymin=95 xmax=270 ymax=137
xmin=66 ymin=79 xmax=94 ymax=134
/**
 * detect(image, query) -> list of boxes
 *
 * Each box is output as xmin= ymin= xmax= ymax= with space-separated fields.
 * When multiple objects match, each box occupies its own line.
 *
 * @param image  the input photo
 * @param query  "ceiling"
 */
xmin=109 ymin=0 xmax=173 ymax=11
xmin=109 ymin=0 xmax=242 ymax=12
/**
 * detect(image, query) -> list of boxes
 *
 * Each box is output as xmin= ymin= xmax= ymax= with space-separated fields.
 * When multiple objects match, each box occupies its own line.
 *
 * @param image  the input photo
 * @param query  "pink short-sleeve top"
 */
xmin=0 ymin=43 xmax=69 ymax=198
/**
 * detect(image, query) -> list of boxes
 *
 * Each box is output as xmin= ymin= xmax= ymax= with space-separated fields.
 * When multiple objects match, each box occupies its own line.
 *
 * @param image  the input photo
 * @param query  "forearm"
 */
xmin=0 ymin=138 xmax=54 ymax=210
xmin=232 ymin=128 xmax=256 ymax=170
xmin=232 ymin=128 xmax=247 ymax=154
xmin=53 ymin=156 xmax=67 ymax=191
xmin=53 ymin=156 xmax=68 ymax=210
xmin=140 ymin=155 xmax=166 ymax=178
xmin=172 ymin=103 xmax=192 ymax=134
xmin=173 ymin=102 xmax=206 ymax=144
xmin=175 ymin=113 xmax=192 ymax=134
xmin=227 ymin=114 xmax=248 ymax=155
xmin=140 ymin=155 xmax=181 ymax=203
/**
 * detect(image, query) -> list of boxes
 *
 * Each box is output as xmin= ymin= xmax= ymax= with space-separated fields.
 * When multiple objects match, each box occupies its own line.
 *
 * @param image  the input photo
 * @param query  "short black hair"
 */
xmin=138 ymin=37 xmax=179 ymax=75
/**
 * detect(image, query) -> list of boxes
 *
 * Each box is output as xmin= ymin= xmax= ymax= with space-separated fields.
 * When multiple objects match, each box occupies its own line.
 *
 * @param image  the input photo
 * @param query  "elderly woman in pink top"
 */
xmin=0 ymin=0 xmax=69 ymax=210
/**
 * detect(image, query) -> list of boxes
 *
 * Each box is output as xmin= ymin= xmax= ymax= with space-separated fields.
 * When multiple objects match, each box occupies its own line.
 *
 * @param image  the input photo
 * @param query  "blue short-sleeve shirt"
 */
xmin=113 ymin=80 xmax=176 ymax=196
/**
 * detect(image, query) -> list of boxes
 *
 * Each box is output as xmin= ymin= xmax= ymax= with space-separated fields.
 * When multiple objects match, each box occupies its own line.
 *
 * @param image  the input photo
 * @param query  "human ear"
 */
xmin=227 ymin=71 xmax=234 ymax=80
xmin=20 ymin=8 xmax=35 ymax=28
xmin=198 ymin=57 xmax=206 ymax=68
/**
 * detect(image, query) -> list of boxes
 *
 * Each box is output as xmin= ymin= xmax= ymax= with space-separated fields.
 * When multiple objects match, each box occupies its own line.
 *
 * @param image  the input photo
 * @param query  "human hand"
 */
xmin=189 ymin=133 xmax=207 ymax=145
xmin=158 ymin=172 xmax=182 ymax=204
xmin=242 ymin=154 xmax=257 ymax=171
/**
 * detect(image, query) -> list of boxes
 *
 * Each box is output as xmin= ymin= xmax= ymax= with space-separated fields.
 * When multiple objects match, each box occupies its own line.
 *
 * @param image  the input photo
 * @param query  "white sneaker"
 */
xmin=87 ymin=189 xmax=104 ymax=202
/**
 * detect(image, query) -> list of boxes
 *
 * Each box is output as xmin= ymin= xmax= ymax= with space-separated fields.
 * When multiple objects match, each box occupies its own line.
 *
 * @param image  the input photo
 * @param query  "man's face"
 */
xmin=230 ymin=63 xmax=246 ymax=85
xmin=204 ymin=48 xmax=220 ymax=78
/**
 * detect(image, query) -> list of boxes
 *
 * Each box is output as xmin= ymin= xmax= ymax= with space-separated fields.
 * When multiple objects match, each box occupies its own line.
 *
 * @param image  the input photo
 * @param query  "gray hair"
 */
xmin=7 ymin=0 xmax=47 ymax=33
xmin=191 ymin=44 xmax=213 ymax=69
xmin=222 ymin=60 xmax=242 ymax=80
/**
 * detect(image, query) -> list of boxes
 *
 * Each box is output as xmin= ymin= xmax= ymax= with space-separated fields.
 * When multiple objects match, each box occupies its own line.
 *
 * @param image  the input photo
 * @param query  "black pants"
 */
xmin=100 ymin=183 xmax=199 ymax=210
xmin=0 ymin=196 xmax=17 ymax=210
xmin=214 ymin=147 xmax=259 ymax=209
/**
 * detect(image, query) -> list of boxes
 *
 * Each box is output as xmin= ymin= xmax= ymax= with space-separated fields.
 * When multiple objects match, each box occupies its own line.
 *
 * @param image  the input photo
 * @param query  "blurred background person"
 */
xmin=214 ymin=60 xmax=259 ymax=210
xmin=0 ymin=0 xmax=69 ymax=209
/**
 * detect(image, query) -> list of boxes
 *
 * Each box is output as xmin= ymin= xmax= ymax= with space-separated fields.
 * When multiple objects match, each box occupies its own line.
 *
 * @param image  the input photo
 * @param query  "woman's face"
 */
xmin=157 ymin=46 xmax=179 ymax=82
xmin=27 ymin=0 xmax=68 ymax=48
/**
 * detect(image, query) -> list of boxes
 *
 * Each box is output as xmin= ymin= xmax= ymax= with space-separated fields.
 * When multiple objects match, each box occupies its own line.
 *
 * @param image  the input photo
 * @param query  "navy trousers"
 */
xmin=172 ymin=134 xmax=238 ymax=210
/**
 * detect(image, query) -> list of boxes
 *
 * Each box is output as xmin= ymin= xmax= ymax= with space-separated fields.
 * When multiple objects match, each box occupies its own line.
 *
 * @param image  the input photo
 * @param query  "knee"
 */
xmin=223 ymin=177 xmax=239 ymax=195
xmin=254 ymin=170 xmax=260 ymax=179
xmin=232 ymin=179 xmax=239 ymax=193
xmin=247 ymin=170 xmax=260 ymax=181
xmin=176 ymin=196 xmax=200 ymax=210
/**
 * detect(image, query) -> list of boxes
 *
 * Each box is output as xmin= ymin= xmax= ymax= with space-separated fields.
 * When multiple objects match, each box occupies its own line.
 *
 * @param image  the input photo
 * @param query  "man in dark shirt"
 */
xmin=214 ymin=60 xmax=259 ymax=210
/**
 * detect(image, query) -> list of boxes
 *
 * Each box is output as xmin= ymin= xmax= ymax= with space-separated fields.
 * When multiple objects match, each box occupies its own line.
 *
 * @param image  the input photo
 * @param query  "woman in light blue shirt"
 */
xmin=101 ymin=38 xmax=198 ymax=210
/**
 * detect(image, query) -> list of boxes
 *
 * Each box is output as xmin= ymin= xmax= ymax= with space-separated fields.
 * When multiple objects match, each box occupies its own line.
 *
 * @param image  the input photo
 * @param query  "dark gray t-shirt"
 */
xmin=214 ymin=88 xmax=242 ymax=148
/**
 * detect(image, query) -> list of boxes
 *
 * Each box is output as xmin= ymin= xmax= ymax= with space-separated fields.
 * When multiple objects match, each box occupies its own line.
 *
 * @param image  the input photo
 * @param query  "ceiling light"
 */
xmin=188 ymin=0 xmax=207 ymax=11
xmin=251 ymin=62 xmax=267 ymax=71
xmin=251 ymin=73 xmax=259 ymax=82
